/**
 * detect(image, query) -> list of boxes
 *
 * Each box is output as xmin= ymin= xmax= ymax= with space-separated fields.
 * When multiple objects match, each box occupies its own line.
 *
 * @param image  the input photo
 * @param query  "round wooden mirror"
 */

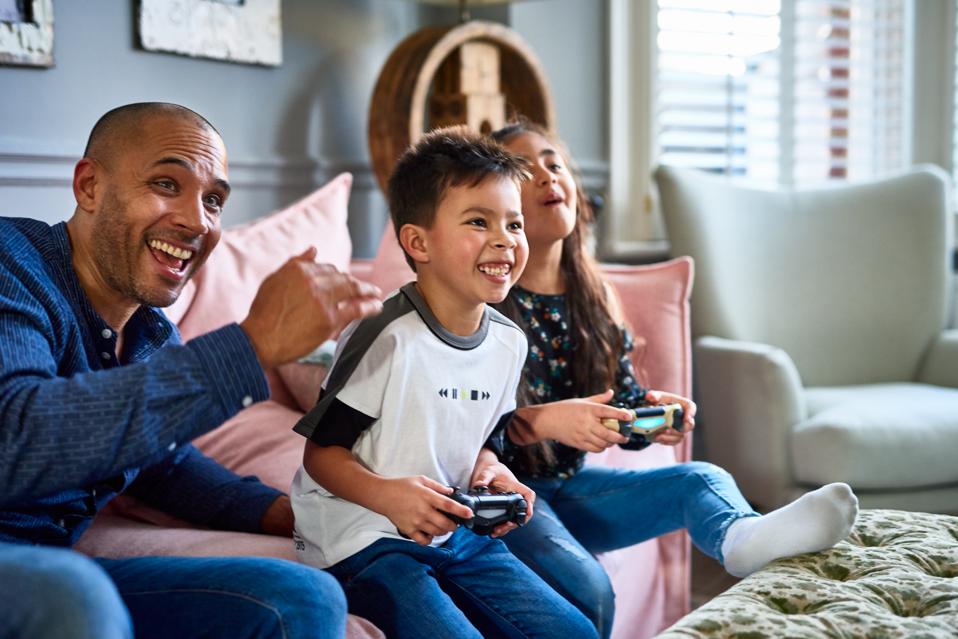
xmin=368 ymin=20 xmax=555 ymax=193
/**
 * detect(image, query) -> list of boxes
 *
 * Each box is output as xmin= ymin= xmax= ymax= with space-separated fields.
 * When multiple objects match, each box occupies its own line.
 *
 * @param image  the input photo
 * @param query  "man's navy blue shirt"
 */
xmin=0 ymin=217 xmax=277 ymax=546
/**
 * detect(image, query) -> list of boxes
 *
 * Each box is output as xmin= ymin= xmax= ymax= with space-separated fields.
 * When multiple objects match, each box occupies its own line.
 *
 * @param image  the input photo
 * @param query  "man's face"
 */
xmin=91 ymin=117 xmax=230 ymax=308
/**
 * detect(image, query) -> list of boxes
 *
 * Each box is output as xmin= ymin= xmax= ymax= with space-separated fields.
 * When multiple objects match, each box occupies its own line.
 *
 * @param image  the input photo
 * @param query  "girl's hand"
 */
xmin=471 ymin=449 xmax=536 ymax=536
xmin=378 ymin=476 xmax=474 ymax=546
xmin=644 ymin=389 xmax=696 ymax=446
xmin=514 ymin=390 xmax=632 ymax=453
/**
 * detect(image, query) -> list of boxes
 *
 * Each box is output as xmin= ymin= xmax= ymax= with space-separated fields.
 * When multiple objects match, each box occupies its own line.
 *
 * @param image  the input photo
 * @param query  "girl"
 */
xmin=492 ymin=120 xmax=859 ymax=638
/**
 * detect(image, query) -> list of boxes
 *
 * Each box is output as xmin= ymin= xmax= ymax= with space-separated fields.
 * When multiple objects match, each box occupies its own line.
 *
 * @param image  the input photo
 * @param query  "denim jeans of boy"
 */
xmin=0 ymin=541 xmax=347 ymax=639
xmin=327 ymin=526 xmax=599 ymax=639
xmin=502 ymin=461 xmax=758 ymax=639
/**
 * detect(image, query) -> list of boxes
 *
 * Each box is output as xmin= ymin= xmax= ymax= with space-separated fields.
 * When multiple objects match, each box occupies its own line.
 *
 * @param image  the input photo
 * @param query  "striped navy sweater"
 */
xmin=0 ymin=217 xmax=277 ymax=546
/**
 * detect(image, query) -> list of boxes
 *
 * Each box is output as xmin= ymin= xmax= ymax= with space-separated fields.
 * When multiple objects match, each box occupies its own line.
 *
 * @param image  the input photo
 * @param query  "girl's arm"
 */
xmin=509 ymin=392 xmax=632 ymax=452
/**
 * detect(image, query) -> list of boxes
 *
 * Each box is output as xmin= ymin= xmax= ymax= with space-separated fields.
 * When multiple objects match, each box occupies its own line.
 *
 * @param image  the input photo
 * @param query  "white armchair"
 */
xmin=654 ymin=165 xmax=958 ymax=513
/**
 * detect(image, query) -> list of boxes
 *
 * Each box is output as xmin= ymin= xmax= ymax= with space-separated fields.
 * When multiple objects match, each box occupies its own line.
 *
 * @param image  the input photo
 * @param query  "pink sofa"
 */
xmin=75 ymin=174 xmax=694 ymax=638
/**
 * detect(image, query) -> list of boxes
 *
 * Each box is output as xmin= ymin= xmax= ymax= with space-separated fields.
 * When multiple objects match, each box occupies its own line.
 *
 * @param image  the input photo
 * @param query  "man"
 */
xmin=0 ymin=103 xmax=383 ymax=638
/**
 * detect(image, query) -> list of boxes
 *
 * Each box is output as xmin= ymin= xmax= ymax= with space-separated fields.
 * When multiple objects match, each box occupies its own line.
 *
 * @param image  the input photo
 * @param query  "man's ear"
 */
xmin=398 ymin=223 xmax=430 ymax=267
xmin=73 ymin=158 xmax=100 ymax=213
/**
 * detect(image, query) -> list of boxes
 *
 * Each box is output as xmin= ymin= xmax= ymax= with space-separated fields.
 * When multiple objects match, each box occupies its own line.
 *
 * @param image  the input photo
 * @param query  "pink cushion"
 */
xmin=276 ymin=362 xmax=329 ymax=413
xmin=176 ymin=173 xmax=354 ymax=341
xmin=163 ymin=279 xmax=196 ymax=325
xmin=193 ymin=400 xmax=305 ymax=492
xmin=602 ymin=258 xmax=693 ymax=396
xmin=366 ymin=220 xmax=415 ymax=296
xmin=589 ymin=257 xmax=694 ymax=639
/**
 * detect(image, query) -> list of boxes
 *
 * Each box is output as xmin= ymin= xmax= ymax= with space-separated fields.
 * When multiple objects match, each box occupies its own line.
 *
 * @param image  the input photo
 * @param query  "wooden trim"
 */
xmin=368 ymin=20 xmax=555 ymax=193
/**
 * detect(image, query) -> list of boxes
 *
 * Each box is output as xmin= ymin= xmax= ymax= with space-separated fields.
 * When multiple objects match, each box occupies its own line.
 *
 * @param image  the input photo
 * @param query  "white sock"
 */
xmin=721 ymin=482 xmax=858 ymax=578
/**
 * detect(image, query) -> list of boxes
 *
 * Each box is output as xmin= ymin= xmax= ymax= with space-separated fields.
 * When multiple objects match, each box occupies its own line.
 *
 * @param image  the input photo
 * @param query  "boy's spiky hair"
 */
xmin=387 ymin=126 xmax=530 ymax=270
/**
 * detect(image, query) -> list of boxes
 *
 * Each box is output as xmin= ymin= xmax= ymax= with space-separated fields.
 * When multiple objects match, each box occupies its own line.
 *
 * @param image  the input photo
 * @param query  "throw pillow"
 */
xmin=175 ymin=172 xmax=354 ymax=341
xmin=367 ymin=220 xmax=416 ymax=297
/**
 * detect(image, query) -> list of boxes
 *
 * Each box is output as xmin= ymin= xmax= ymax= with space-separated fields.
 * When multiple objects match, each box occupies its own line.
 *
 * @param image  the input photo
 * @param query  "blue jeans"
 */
xmin=502 ymin=462 xmax=758 ymax=639
xmin=1 ymin=543 xmax=131 ymax=639
xmin=327 ymin=526 xmax=598 ymax=639
xmin=0 ymin=542 xmax=347 ymax=639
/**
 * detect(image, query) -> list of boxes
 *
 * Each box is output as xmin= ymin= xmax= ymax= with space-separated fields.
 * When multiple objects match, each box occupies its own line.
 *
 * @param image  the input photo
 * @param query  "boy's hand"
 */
xmin=471 ymin=450 xmax=536 ymax=537
xmin=644 ymin=389 xmax=696 ymax=446
xmin=377 ymin=476 xmax=474 ymax=546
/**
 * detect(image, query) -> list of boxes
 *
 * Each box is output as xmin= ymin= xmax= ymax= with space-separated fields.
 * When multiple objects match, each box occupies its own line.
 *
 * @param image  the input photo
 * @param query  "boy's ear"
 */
xmin=398 ymin=223 xmax=430 ymax=266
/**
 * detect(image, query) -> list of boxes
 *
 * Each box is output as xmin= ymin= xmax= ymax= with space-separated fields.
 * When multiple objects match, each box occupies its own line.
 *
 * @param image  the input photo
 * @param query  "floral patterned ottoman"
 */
xmin=658 ymin=509 xmax=958 ymax=638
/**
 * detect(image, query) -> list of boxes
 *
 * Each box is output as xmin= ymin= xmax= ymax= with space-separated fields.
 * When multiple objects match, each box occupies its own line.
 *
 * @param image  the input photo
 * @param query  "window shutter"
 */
xmin=656 ymin=0 xmax=782 ymax=180
xmin=792 ymin=0 xmax=905 ymax=183
xmin=655 ymin=0 xmax=906 ymax=186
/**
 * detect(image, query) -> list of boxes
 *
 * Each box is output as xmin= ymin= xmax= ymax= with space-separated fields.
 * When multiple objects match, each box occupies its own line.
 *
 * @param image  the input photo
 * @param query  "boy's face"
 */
xmin=416 ymin=176 xmax=527 ymax=308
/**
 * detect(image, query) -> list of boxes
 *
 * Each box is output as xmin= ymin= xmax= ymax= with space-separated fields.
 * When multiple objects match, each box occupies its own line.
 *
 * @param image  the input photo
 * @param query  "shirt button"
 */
xmin=241 ymin=395 xmax=254 ymax=408
xmin=57 ymin=518 xmax=65 ymax=527
xmin=101 ymin=328 xmax=113 ymax=339
xmin=100 ymin=352 xmax=111 ymax=360
xmin=167 ymin=442 xmax=177 ymax=452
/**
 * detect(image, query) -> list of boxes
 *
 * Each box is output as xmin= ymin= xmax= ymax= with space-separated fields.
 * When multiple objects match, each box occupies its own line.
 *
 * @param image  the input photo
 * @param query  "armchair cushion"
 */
xmin=793 ymin=383 xmax=958 ymax=488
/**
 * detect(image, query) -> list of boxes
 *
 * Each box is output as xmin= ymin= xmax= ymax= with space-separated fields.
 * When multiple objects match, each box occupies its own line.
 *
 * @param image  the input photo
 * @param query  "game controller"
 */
xmin=446 ymin=486 xmax=528 ymax=535
xmin=601 ymin=403 xmax=685 ymax=447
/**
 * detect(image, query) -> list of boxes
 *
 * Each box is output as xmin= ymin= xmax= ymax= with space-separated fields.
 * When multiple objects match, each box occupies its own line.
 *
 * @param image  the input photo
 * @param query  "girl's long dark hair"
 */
xmin=491 ymin=120 xmax=625 ymax=472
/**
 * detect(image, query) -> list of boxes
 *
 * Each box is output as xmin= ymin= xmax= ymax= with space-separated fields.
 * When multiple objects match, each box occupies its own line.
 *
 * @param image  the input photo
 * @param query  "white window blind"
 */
xmin=656 ymin=0 xmax=906 ymax=186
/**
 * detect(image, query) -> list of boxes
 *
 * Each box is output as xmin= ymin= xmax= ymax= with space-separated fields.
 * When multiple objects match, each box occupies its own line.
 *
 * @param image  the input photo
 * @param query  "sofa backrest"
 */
xmin=656 ymin=164 xmax=954 ymax=386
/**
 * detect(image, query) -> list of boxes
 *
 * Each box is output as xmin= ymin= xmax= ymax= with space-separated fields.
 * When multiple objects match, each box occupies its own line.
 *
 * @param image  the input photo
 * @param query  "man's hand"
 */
xmin=374 ymin=476 xmax=474 ymax=546
xmin=240 ymin=248 xmax=382 ymax=369
xmin=644 ymin=389 xmax=696 ymax=446
xmin=260 ymin=495 xmax=294 ymax=537
xmin=511 ymin=390 xmax=632 ymax=453
xmin=470 ymin=448 xmax=535 ymax=537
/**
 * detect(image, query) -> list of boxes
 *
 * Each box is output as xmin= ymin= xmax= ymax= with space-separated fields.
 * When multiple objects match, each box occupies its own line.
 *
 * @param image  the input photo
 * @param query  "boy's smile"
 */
xmin=407 ymin=176 xmax=528 ymax=335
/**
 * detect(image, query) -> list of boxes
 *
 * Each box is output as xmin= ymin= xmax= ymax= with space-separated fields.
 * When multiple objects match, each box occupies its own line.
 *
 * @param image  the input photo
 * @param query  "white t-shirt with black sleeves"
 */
xmin=291 ymin=283 xmax=527 ymax=568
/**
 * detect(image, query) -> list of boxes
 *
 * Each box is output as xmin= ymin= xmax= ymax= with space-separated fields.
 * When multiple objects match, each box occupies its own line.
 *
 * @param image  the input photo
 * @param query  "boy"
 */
xmin=290 ymin=128 xmax=597 ymax=638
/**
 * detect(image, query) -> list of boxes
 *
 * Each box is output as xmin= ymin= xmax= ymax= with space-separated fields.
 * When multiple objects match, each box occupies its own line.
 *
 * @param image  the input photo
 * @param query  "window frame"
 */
xmin=605 ymin=0 xmax=945 ymax=262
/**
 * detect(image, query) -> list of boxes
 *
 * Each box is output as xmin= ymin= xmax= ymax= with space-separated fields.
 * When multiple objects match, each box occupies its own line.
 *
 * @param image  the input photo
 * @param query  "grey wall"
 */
xmin=0 ymin=0 xmax=608 ymax=257
xmin=511 ymin=0 xmax=608 ymax=192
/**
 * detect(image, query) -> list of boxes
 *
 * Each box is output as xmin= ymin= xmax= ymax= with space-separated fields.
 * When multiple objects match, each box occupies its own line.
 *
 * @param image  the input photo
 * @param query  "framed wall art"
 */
xmin=0 ymin=0 xmax=54 ymax=67
xmin=139 ymin=0 xmax=281 ymax=67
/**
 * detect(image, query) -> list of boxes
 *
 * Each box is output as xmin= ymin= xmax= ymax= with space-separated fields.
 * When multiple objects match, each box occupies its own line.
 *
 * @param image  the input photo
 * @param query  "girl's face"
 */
xmin=503 ymin=131 xmax=578 ymax=249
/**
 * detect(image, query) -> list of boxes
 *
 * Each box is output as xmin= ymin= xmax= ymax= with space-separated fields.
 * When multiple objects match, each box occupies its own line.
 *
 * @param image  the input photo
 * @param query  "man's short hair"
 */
xmin=387 ymin=126 xmax=530 ymax=270
xmin=83 ymin=102 xmax=218 ymax=163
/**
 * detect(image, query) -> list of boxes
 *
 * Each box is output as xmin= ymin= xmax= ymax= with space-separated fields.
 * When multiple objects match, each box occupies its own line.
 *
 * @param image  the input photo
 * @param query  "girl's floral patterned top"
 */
xmin=506 ymin=285 xmax=648 ymax=478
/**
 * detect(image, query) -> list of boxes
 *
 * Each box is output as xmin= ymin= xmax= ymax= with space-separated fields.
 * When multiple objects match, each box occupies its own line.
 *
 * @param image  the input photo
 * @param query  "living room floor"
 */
xmin=690 ymin=546 xmax=740 ymax=609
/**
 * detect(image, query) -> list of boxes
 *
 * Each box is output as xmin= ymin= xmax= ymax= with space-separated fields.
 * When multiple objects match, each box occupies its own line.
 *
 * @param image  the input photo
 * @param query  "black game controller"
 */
xmin=446 ymin=486 xmax=528 ymax=535
xmin=601 ymin=403 xmax=685 ymax=447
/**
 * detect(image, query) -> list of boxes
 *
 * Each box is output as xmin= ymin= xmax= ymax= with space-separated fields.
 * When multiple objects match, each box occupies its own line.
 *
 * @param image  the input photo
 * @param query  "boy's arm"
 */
xmin=303 ymin=440 xmax=473 ymax=546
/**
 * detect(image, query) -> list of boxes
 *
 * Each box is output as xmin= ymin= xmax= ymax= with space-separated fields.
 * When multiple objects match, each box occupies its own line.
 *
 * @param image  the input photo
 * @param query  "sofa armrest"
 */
xmin=917 ymin=329 xmax=958 ymax=388
xmin=695 ymin=336 xmax=806 ymax=510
